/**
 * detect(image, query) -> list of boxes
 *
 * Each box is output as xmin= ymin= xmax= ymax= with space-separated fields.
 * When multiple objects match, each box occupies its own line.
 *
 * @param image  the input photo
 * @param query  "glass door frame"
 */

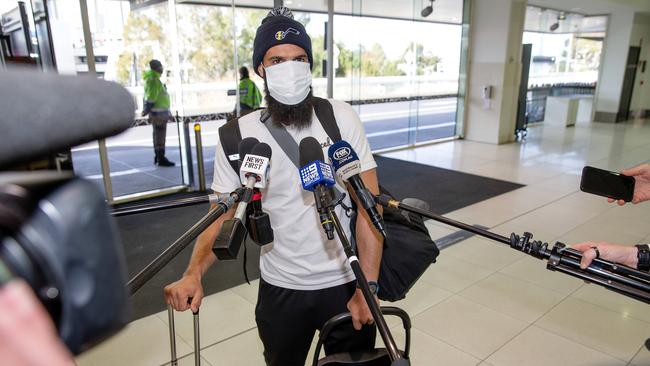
xmin=78 ymin=0 xmax=471 ymax=202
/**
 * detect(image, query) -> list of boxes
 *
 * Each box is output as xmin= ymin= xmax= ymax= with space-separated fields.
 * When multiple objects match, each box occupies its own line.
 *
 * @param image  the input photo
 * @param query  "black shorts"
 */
xmin=255 ymin=278 xmax=376 ymax=366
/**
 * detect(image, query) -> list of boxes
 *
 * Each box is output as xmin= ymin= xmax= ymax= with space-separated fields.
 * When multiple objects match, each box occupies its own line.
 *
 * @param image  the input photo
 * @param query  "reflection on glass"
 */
xmin=46 ymin=0 xmax=467 ymax=198
xmin=49 ymin=0 xmax=185 ymax=197
xmin=523 ymin=6 xmax=605 ymax=123
xmin=333 ymin=4 xmax=462 ymax=150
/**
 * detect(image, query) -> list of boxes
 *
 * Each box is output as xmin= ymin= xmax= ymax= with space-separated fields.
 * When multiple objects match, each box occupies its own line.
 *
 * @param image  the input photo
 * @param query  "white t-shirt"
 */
xmin=211 ymin=99 xmax=377 ymax=290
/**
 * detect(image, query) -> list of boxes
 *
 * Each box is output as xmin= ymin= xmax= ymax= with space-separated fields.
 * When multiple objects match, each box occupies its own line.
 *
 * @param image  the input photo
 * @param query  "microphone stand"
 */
xmin=323 ymin=194 xmax=409 ymax=365
xmin=375 ymin=194 xmax=650 ymax=304
xmin=128 ymin=188 xmax=245 ymax=295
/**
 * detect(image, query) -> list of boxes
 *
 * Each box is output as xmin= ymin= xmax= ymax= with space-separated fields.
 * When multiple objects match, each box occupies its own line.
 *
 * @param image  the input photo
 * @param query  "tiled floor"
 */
xmin=76 ymin=119 xmax=650 ymax=366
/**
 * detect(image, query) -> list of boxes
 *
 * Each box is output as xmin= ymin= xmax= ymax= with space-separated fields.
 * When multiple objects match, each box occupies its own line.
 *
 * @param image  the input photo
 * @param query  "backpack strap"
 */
xmin=260 ymin=110 xmax=302 ymax=169
xmin=218 ymin=117 xmax=243 ymax=175
xmin=312 ymin=97 xmax=342 ymax=143
xmin=218 ymin=99 xmax=340 ymax=176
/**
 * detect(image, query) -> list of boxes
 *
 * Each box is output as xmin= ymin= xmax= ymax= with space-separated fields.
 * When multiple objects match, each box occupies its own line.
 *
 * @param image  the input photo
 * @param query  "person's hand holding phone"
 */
xmin=608 ymin=163 xmax=650 ymax=205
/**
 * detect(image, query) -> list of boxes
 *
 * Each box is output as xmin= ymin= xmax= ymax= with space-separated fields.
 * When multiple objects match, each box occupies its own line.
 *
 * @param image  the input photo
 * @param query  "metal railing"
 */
xmin=526 ymin=83 xmax=596 ymax=123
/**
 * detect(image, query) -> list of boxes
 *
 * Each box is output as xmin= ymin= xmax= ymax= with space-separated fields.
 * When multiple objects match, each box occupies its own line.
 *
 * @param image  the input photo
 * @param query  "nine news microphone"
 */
xmin=213 ymin=142 xmax=271 ymax=259
xmin=328 ymin=140 xmax=387 ymax=238
xmin=298 ymin=137 xmax=336 ymax=240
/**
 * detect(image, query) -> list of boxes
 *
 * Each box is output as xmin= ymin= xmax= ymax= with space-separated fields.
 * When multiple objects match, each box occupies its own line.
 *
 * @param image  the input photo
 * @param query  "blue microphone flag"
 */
xmin=327 ymin=140 xmax=361 ymax=182
xmin=299 ymin=160 xmax=336 ymax=191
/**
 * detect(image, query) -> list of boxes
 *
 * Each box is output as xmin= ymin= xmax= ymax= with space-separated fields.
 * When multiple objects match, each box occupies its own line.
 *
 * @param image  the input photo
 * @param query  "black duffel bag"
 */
xmin=352 ymin=187 xmax=440 ymax=302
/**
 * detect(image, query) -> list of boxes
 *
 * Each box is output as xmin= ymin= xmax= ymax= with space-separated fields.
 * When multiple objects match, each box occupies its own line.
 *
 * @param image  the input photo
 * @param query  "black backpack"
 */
xmin=218 ymin=97 xmax=439 ymax=302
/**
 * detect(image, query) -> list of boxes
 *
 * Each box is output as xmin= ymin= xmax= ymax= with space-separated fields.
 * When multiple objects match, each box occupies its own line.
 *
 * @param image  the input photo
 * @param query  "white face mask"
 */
xmin=264 ymin=61 xmax=312 ymax=105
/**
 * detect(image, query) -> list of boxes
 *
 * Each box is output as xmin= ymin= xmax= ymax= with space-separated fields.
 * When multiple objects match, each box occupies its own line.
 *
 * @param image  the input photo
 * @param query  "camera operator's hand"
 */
xmin=0 ymin=280 xmax=74 ymax=366
xmin=608 ymin=163 xmax=650 ymax=205
xmin=572 ymin=242 xmax=639 ymax=269
xmin=164 ymin=274 xmax=204 ymax=313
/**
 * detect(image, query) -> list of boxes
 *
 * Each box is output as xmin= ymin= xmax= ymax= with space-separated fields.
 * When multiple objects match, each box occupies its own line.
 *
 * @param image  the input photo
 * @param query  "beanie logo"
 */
xmin=275 ymin=27 xmax=300 ymax=41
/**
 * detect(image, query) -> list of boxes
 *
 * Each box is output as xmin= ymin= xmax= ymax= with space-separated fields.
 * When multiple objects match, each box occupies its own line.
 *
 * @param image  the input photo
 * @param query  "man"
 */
xmin=164 ymin=7 xmax=383 ymax=366
xmin=238 ymin=66 xmax=262 ymax=115
xmin=572 ymin=163 xmax=650 ymax=272
xmin=142 ymin=59 xmax=175 ymax=167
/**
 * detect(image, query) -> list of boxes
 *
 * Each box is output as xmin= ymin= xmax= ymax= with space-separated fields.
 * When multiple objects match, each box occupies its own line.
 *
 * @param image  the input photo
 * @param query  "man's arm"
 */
xmin=143 ymin=78 xmax=160 ymax=104
xmin=164 ymin=202 xmax=236 ymax=312
xmin=346 ymin=168 xmax=383 ymax=330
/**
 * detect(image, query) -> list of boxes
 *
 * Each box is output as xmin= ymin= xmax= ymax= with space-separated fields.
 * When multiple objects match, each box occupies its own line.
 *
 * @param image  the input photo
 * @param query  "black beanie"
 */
xmin=252 ymin=7 xmax=313 ymax=76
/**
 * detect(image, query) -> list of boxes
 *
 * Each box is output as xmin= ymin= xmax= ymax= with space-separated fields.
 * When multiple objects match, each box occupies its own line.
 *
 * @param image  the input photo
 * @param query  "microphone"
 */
xmin=328 ymin=140 xmax=387 ymax=238
xmin=298 ymin=137 xmax=336 ymax=240
xmin=239 ymin=142 xmax=272 ymax=190
xmin=237 ymin=137 xmax=259 ymax=169
xmin=213 ymin=142 xmax=272 ymax=260
xmin=0 ymin=69 xmax=135 ymax=168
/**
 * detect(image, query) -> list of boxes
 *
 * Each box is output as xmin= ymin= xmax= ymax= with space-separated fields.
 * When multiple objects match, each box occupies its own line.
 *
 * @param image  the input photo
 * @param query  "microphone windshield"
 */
xmin=299 ymin=137 xmax=324 ymax=166
xmin=328 ymin=140 xmax=360 ymax=170
xmin=238 ymin=137 xmax=260 ymax=162
xmin=251 ymin=142 xmax=272 ymax=159
xmin=0 ymin=69 xmax=135 ymax=168
xmin=328 ymin=140 xmax=361 ymax=182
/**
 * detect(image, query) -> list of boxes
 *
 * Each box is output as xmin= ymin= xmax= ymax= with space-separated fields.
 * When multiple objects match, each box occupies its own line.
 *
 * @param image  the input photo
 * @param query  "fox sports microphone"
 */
xmin=328 ymin=140 xmax=387 ymax=238
xmin=299 ymin=137 xmax=336 ymax=240
xmin=213 ymin=142 xmax=271 ymax=259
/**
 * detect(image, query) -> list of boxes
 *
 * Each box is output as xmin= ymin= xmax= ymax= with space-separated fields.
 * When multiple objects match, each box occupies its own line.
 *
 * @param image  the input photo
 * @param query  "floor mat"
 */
xmin=374 ymin=156 xmax=524 ymax=214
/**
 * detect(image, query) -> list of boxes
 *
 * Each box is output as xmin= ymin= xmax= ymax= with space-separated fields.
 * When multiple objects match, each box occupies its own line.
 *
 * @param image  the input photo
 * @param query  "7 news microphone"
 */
xmin=299 ymin=137 xmax=336 ymax=240
xmin=328 ymin=140 xmax=387 ymax=238
xmin=213 ymin=142 xmax=272 ymax=259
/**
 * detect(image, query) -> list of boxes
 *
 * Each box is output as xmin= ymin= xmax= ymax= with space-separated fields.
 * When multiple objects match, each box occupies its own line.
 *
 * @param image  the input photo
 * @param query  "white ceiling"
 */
xmin=175 ymin=0 xmax=464 ymax=23
xmin=528 ymin=0 xmax=650 ymax=15
xmin=524 ymin=6 xmax=608 ymax=33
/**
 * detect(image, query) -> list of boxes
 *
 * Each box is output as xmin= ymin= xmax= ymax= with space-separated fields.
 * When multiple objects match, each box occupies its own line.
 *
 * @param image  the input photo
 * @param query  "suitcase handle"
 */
xmin=312 ymin=306 xmax=411 ymax=366
xmin=167 ymin=298 xmax=201 ymax=366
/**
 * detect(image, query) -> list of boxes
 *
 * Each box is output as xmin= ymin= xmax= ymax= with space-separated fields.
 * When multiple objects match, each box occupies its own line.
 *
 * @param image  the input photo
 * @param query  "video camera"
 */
xmin=0 ymin=69 xmax=135 ymax=354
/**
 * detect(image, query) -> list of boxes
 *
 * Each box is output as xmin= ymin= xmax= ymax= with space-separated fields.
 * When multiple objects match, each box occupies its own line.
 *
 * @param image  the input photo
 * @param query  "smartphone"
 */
xmin=580 ymin=166 xmax=635 ymax=202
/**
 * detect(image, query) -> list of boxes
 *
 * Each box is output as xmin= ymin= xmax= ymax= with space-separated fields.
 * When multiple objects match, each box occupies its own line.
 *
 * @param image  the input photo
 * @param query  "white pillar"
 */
xmin=593 ymin=11 xmax=635 ymax=122
xmin=629 ymin=13 xmax=650 ymax=117
xmin=463 ymin=0 xmax=526 ymax=144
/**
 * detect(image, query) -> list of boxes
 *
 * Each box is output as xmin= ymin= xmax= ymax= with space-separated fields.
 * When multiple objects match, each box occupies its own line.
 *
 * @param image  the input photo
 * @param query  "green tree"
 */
xmin=311 ymin=35 xmax=325 ymax=78
xmin=115 ymin=6 xmax=170 ymax=85
xmin=177 ymin=6 xmax=235 ymax=82
xmin=414 ymin=43 xmax=441 ymax=75
xmin=360 ymin=44 xmax=403 ymax=77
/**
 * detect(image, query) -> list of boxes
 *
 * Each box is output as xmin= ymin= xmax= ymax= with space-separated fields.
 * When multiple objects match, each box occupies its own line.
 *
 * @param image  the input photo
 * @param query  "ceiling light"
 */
xmin=550 ymin=12 xmax=565 ymax=31
xmin=421 ymin=0 xmax=434 ymax=18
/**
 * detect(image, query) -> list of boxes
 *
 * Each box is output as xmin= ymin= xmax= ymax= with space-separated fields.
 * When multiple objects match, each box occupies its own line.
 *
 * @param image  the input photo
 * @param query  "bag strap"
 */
xmin=218 ymin=117 xmax=243 ymax=174
xmin=312 ymin=97 xmax=341 ymax=143
xmin=260 ymin=110 xmax=301 ymax=168
xmin=219 ymin=98 xmax=341 ymax=175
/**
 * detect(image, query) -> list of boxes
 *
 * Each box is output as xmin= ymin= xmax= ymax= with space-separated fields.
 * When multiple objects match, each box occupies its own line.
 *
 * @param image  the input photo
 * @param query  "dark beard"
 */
xmin=264 ymin=81 xmax=314 ymax=130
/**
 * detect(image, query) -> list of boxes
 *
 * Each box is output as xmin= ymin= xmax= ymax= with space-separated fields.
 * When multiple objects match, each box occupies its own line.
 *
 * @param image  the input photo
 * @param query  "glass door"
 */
xmin=48 ymin=0 xmax=187 ymax=200
xmin=331 ymin=0 xmax=464 ymax=151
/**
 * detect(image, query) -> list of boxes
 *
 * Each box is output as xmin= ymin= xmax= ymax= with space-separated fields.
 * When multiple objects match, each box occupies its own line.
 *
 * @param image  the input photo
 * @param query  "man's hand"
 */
xmin=141 ymin=101 xmax=154 ymax=117
xmin=608 ymin=163 xmax=650 ymax=205
xmin=572 ymin=242 xmax=639 ymax=269
xmin=347 ymin=289 xmax=376 ymax=331
xmin=0 ymin=280 xmax=74 ymax=366
xmin=164 ymin=274 xmax=204 ymax=313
